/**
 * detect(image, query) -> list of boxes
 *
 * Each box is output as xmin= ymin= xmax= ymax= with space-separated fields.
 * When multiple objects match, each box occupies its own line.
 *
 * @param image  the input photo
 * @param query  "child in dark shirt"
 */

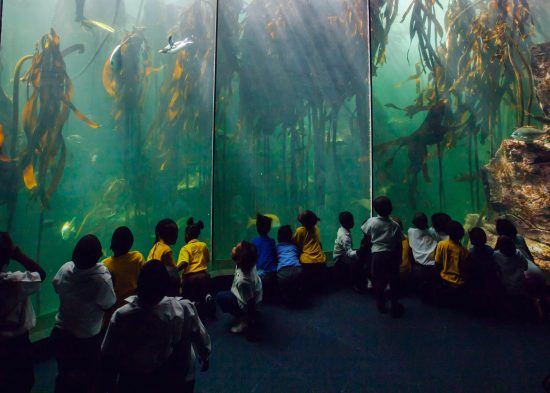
xmin=251 ymin=214 xmax=278 ymax=300
xmin=276 ymin=225 xmax=303 ymax=305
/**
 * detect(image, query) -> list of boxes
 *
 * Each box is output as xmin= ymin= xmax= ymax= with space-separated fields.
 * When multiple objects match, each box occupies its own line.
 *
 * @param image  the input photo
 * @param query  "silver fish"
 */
xmin=511 ymin=126 xmax=546 ymax=142
xmin=109 ymin=44 xmax=122 ymax=69
xmin=159 ymin=35 xmax=193 ymax=54
xmin=61 ymin=217 xmax=76 ymax=240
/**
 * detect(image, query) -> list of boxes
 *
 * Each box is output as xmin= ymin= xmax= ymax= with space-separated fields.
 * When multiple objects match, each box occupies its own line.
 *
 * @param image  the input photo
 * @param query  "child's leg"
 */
xmin=371 ymin=252 xmax=389 ymax=311
xmin=215 ymin=291 xmax=243 ymax=317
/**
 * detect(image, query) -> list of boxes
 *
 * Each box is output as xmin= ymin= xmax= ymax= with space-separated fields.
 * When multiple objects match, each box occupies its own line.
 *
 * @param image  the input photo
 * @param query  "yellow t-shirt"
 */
xmin=400 ymin=237 xmax=412 ymax=276
xmin=147 ymin=241 xmax=177 ymax=269
xmin=103 ymin=251 xmax=144 ymax=306
xmin=292 ymin=226 xmax=326 ymax=264
xmin=177 ymin=239 xmax=210 ymax=274
xmin=435 ymin=239 xmax=468 ymax=286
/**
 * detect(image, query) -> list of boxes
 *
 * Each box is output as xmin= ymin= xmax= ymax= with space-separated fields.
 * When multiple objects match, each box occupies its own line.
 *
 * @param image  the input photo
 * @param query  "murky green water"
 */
xmin=0 ymin=0 xmax=547 ymax=321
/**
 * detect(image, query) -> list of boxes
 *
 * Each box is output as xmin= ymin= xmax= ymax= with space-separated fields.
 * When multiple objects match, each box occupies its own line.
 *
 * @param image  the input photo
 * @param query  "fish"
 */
xmin=510 ymin=126 xmax=546 ymax=142
xmin=247 ymin=214 xmax=281 ymax=229
xmin=61 ymin=217 xmax=76 ymax=240
xmin=352 ymin=198 xmax=371 ymax=209
xmin=65 ymin=134 xmax=84 ymax=145
xmin=159 ymin=35 xmax=193 ymax=54
xmin=176 ymin=175 xmax=200 ymax=191
xmin=81 ymin=19 xmax=115 ymax=33
xmin=109 ymin=44 xmax=122 ymax=70
xmin=90 ymin=152 xmax=98 ymax=164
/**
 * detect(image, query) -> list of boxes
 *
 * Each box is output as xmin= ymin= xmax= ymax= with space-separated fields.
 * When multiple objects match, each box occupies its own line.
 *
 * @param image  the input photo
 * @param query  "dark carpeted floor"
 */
xmin=33 ymin=289 xmax=550 ymax=393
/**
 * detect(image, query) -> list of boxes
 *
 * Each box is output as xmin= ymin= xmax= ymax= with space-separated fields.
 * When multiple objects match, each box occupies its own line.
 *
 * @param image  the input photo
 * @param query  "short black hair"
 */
xmin=495 ymin=218 xmax=517 ymax=238
xmin=412 ymin=212 xmax=428 ymax=230
xmin=185 ymin=217 xmax=204 ymax=240
xmin=277 ymin=225 xmax=293 ymax=243
xmin=256 ymin=214 xmax=272 ymax=236
xmin=495 ymin=235 xmax=516 ymax=257
xmin=298 ymin=210 xmax=320 ymax=230
xmin=137 ymin=259 xmax=169 ymax=303
xmin=233 ymin=240 xmax=258 ymax=273
xmin=432 ymin=213 xmax=452 ymax=233
xmin=155 ymin=218 xmax=178 ymax=245
xmin=339 ymin=211 xmax=354 ymax=228
xmin=110 ymin=226 xmax=134 ymax=256
xmin=373 ymin=196 xmax=392 ymax=217
xmin=469 ymin=227 xmax=487 ymax=246
xmin=73 ymin=234 xmax=102 ymax=269
xmin=445 ymin=221 xmax=464 ymax=243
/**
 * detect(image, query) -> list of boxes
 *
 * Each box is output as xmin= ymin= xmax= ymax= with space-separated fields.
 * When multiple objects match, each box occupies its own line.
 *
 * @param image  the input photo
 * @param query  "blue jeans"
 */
xmin=216 ymin=291 xmax=244 ymax=317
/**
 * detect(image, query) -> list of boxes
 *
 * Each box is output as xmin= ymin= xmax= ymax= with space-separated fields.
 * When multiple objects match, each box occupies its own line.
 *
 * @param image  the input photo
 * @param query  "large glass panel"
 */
xmin=0 ymin=0 xmax=215 ymax=328
xmin=371 ymin=0 xmax=549 ymax=255
xmin=213 ymin=0 xmax=372 ymax=263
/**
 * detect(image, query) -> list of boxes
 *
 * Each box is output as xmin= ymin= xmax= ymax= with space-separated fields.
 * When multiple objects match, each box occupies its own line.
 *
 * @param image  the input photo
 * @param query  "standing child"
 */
xmin=276 ymin=225 xmax=303 ymax=305
xmin=292 ymin=210 xmax=326 ymax=292
xmin=251 ymin=214 xmax=278 ymax=299
xmin=216 ymin=241 xmax=263 ymax=335
xmin=51 ymin=235 xmax=116 ymax=393
xmin=333 ymin=211 xmax=358 ymax=289
xmin=101 ymin=260 xmax=211 ymax=393
xmin=103 ymin=226 xmax=144 ymax=309
xmin=178 ymin=218 xmax=213 ymax=309
xmin=361 ymin=196 xmax=404 ymax=317
xmin=0 ymin=232 xmax=46 ymax=393
xmin=148 ymin=219 xmax=180 ymax=296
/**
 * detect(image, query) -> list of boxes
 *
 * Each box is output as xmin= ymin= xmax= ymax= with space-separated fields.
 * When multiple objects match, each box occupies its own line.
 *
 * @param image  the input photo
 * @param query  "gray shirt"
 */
xmin=361 ymin=216 xmax=403 ymax=253
xmin=333 ymin=227 xmax=357 ymax=263
xmin=494 ymin=250 xmax=528 ymax=294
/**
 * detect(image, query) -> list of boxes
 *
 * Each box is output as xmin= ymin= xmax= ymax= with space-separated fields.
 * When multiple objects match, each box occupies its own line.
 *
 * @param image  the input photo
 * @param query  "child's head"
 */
xmin=445 ymin=221 xmax=464 ymax=243
xmin=137 ymin=259 xmax=169 ymax=305
xmin=256 ymin=214 xmax=272 ymax=236
xmin=277 ymin=225 xmax=293 ymax=243
xmin=110 ymin=226 xmax=134 ymax=257
xmin=412 ymin=212 xmax=428 ymax=230
xmin=231 ymin=240 xmax=257 ymax=273
xmin=0 ymin=232 xmax=13 ymax=268
xmin=155 ymin=218 xmax=178 ymax=245
xmin=469 ymin=227 xmax=487 ymax=247
xmin=496 ymin=235 xmax=516 ymax=257
xmin=495 ymin=218 xmax=517 ymax=238
xmin=339 ymin=211 xmax=354 ymax=230
xmin=73 ymin=234 xmax=102 ymax=269
xmin=298 ymin=210 xmax=320 ymax=230
xmin=373 ymin=196 xmax=392 ymax=217
xmin=185 ymin=217 xmax=204 ymax=242
xmin=392 ymin=216 xmax=403 ymax=230
xmin=431 ymin=212 xmax=451 ymax=234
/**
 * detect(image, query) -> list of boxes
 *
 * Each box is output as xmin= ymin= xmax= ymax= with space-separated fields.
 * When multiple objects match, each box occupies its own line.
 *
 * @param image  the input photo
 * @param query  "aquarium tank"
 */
xmin=0 ymin=0 xmax=548 ymax=338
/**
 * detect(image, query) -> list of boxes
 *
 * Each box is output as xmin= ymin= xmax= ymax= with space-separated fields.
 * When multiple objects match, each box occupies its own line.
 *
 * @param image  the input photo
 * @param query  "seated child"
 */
xmin=148 ymin=218 xmax=180 ymax=296
xmin=407 ymin=212 xmax=438 ymax=295
xmin=0 ymin=232 xmax=46 ymax=393
xmin=276 ymin=225 xmax=304 ymax=304
xmin=216 ymin=241 xmax=263 ymax=335
xmin=178 ymin=218 xmax=213 ymax=308
xmin=361 ymin=196 xmax=404 ymax=317
xmin=251 ymin=214 xmax=278 ymax=299
xmin=333 ymin=211 xmax=359 ymax=289
xmin=52 ymin=235 xmax=116 ymax=393
xmin=292 ymin=210 xmax=326 ymax=291
xmin=430 ymin=212 xmax=451 ymax=242
xmin=434 ymin=221 xmax=468 ymax=306
xmin=101 ymin=260 xmax=211 ymax=393
xmin=103 ymin=226 xmax=145 ymax=309
xmin=495 ymin=218 xmax=534 ymax=261
xmin=493 ymin=235 xmax=528 ymax=296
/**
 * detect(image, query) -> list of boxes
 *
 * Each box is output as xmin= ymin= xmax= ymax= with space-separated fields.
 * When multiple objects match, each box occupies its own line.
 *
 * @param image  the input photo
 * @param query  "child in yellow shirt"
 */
xmin=103 ymin=226 xmax=144 ymax=308
xmin=178 ymin=218 xmax=213 ymax=310
xmin=435 ymin=220 xmax=468 ymax=288
xmin=292 ymin=210 xmax=326 ymax=292
xmin=148 ymin=218 xmax=180 ymax=296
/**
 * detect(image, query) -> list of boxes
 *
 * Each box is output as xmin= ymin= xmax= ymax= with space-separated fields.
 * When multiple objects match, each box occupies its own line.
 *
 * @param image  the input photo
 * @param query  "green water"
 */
xmin=0 ymin=0 xmax=547 ymax=322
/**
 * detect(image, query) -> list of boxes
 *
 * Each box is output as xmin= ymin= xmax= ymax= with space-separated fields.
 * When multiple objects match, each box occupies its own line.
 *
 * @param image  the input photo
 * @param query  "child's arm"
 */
xmin=4 ymin=232 xmax=47 ymax=280
xmin=183 ymin=301 xmax=211 ymax=371
xmin=176 ymin=248 xmax=190 ymax=272
xmin=434 ymin=243 xmax=443 ymax=271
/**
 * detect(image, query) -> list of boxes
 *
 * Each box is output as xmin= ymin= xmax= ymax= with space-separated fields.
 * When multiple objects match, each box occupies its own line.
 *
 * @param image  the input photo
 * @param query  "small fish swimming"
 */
xmin=61 ymin=217 xmax=76 ymax=240
xmin=65 ymin=134 xmax=84 ymax=145
xmin=159 ymin=35 xmax=193 ymax=54
xmin=109 ymin=44 xmax=122 ymax=70
xmin=247 ymin=214 xmax=281 ymax=229
xmin=510 ymin=126 xmax=546 ymax=142
xmin=353 ymin=198 xmax=371 ymax=209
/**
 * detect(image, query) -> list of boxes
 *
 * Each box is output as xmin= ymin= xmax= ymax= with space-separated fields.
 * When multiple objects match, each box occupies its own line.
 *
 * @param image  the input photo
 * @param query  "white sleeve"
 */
xmin=2 ymin=271 xmax=42 ymax=297
xmin=97 ymin=274 xmax=117 ymax=310
xmin=101 ymin=311 xmax=121 ymax=358
xmin=343 ymin=233 xmax=357 ymax=259
xmin=182 ymin=301 xmax=211 ymax=362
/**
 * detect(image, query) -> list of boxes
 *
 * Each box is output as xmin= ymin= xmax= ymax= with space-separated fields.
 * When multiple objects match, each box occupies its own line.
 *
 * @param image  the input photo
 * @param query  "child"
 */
xmin=407 ymin=212 xmax=437 ymax=269
xmin=361 ymin=196 xmax=404 ymax=317
xmin=392 ymin=217 xmax=414 ymax=287
xmin=493 ymin=235 xmax=528 ymax=296
xmin=430 ymin=212 xmax=451 ymax=241
xmin=292 ymin=210 xmax=326 ymax=291
xmin=251 ymin=214 xmax=278 ymax=299
xmin=276 ymin=225 xmax=303 ymax=304
xmin=178 ymin=218 xmax=213 ymax=308
xmin=0 ymin=232 xmax=46 ymax=393
xmin=101 ymin=260 xmax=211 ymax=393
xmin=148 ymin=218 xmax=180 ymax=296
xmin=103 ymin=226 xmax=145 ymax=308
xmin=495 ymin=218 xmax=534 ymax=261
xmin=216 ymin=241 xmax=262 ymax=335
xmin=333 ymin=211 xmax=359 ymax=289
xmin=51 ymin=234 xmax=116 ymax=393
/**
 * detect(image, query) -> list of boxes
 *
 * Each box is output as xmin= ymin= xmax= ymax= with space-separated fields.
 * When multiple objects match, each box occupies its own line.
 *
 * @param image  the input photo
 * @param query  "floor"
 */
xmin=33 ymin=289 xmax=550 ymax=393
